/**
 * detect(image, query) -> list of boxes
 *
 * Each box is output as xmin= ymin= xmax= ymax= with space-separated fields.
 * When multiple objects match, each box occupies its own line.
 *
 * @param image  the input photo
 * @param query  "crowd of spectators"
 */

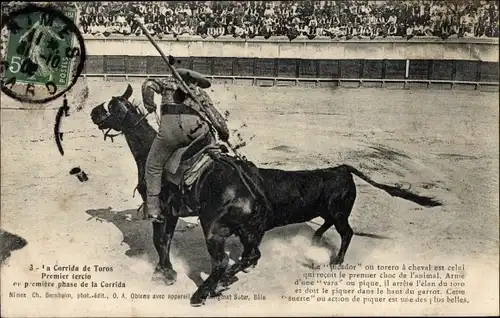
xmin=4 ymin=1 xmax=499 ymax=40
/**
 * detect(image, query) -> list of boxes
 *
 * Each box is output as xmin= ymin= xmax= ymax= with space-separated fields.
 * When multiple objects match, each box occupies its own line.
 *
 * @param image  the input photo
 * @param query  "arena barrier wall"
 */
xmin=81 ymin=36 xmax=499 ymax=89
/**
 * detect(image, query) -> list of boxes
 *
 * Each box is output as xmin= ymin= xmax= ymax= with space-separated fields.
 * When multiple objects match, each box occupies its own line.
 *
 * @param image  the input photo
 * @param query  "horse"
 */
xmin=90 ymin=84 xmax=442 ymax=306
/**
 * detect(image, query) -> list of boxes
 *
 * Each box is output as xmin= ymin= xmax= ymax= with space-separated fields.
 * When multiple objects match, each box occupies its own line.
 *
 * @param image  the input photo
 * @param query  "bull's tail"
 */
xmin=341 ymin=164 xmax=442 ymax=207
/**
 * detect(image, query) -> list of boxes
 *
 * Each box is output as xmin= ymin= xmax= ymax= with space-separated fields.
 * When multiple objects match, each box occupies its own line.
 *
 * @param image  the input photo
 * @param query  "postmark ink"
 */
xmin=1 ymin=4 xmax=86 ymax=104
xmin=54 ymin=94 xmax=70 ymax=155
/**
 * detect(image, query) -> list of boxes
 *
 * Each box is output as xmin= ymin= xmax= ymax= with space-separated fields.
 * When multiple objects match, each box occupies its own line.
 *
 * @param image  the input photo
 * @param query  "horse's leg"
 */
xmin=212 ymin=227 xmax=264 ymax=295
xmin=208 ymin=245 xmax=252 ymax=297
xmin=152 ymin=221 xmax=165 ymax=269
xmin=152 ymin=214 xmax=179 ymax=285
xmin=190 ymin=220 xmax=230 ymax=307
xmin=136 ymin=171 xmax=148 ymax=218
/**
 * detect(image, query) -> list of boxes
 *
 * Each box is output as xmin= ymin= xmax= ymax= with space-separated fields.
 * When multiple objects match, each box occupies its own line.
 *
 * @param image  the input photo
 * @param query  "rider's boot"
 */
xmin=145 ymin=194 xmax=163 ymax=222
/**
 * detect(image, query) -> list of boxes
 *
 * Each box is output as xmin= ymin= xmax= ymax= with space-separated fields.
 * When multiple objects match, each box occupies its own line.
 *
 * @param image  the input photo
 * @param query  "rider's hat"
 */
xmin=177 ymin=68 xmax=212 ymax=89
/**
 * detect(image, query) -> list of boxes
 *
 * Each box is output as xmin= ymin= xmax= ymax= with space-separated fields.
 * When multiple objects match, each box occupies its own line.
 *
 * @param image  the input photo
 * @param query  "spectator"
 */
xmin=5 ymin=1 xmax=497 ymax=40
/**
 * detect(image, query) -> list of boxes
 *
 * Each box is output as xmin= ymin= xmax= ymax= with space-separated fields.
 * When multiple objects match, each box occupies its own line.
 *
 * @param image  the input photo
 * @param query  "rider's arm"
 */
xmin=141 ymin=78 xmax=176 ymax=113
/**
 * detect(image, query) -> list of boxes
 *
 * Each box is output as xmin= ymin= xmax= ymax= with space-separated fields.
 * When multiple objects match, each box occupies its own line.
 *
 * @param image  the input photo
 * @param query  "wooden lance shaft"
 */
xmin=134 ymin=19 xmax=244 ymax=160
xmin=135 ymin=20 xmax=201 ymax=108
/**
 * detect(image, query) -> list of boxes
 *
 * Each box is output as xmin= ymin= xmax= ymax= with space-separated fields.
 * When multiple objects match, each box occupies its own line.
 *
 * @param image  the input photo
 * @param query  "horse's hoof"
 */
xmin=242 ymin=265 xmax=256 ymax=273
xmin=330 ymin=257 xmax=344 ymax=266
xmin=190 ymin=294 xmax=206 ymax=307
xmin=209 ymin=289 xmax=227 ymax=298
xmin=190 ymin=300 xmax=205 ymax=307
xmin=151 ymin=216 xmax=165 ymax=223
xmin=220 ymin=275 xmax=239 ymax=287
xmin=152 ymin=271 xmax=163 ymax=282
xmin=163 ymin=268 xmax=178 ymax=285
xmin=163 ymin=277 xmax=176 ymax=285
xmin=209 ymin=284 xmax=230 ymax=298
xmin=152 ymin=267 xmax=177 ymax=285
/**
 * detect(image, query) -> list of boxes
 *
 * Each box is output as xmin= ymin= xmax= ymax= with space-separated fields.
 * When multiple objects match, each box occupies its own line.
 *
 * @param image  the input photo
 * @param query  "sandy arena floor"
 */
xmin=1 ymin=80 xmax=498 ymax=316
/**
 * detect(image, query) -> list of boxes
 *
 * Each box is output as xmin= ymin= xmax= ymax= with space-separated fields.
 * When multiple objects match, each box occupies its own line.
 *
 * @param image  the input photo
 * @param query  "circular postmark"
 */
xmin=1 ymin=4 xmax=86 ymax=104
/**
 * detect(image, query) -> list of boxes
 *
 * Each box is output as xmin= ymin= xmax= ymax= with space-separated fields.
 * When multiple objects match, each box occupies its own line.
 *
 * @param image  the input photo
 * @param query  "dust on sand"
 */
xmin=1 ymin=81 xmax=498 ymax=316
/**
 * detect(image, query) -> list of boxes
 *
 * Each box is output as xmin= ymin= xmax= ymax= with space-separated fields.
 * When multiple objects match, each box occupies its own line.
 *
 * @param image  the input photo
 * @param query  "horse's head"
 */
xmin=90 ymin=84 xmax=143 ymax=133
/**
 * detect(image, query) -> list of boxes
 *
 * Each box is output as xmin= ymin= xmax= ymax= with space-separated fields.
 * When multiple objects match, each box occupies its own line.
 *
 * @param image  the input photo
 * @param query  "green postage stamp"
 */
xmin=1 ymin=5 xmax=85 ymax=103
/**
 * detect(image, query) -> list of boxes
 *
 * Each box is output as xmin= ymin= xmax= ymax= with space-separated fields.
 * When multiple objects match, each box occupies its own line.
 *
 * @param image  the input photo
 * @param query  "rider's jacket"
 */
xmin=141 ymin=77 xmax=229 ymax=141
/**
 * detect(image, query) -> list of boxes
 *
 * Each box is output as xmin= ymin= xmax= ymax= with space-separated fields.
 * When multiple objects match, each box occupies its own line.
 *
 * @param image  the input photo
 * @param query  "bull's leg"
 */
xmin=330 ymin=216 xmax=353 ymax=265
xmin=190 ymin=233 xmax=229 ymax=307
xmin=329 ymin=185 xmax=356 ymax=266
xmin=312 ymin=218 xmax=334 ymax=245
xmin=152 ymin=214 xmax=179 ymax=285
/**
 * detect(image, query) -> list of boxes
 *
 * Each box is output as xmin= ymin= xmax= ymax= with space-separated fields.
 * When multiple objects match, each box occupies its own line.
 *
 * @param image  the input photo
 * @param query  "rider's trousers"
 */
xmin=145 ymin=112 xmax=209 ymax=196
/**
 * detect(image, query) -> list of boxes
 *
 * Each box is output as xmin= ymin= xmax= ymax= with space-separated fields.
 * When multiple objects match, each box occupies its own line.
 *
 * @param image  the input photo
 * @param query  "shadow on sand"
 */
xmin=85 ymin=208 xmax=388 ymax=287
xmin=0 ymin=230 xmax=28 ymax=266
xmin=85 ymin=208 xmax=342 ymax=286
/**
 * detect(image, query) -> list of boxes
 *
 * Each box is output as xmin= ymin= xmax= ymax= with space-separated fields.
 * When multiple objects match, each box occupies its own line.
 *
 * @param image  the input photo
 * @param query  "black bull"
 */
xmin=90 ymin=84 xmax=442 ymax=306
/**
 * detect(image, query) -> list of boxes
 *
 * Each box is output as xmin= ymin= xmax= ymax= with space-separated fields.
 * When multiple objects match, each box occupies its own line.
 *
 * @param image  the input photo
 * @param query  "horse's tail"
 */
xmin=340 ymin=164 xmax=442 ymax=208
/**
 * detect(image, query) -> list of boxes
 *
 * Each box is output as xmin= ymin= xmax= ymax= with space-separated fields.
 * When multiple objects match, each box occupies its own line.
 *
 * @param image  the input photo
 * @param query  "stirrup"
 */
xmin=144 ymin=197 xmax=162 ymax=222
xmin=146 ymin=205 xmax=164 ymax=222
xmin=151 ymin=215 xmax=165 ymax=223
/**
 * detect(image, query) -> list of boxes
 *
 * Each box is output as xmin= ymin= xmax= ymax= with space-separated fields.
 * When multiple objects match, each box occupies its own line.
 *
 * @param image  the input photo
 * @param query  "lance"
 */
xmin=134 ymin=19 xmax=245 ymax=160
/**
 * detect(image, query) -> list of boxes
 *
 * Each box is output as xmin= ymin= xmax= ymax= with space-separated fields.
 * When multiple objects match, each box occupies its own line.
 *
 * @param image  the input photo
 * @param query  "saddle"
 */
xmin=160 ymin=133 xmax=273 ymax=218
xmin=161 ymin=132 xmax=219 ymax=216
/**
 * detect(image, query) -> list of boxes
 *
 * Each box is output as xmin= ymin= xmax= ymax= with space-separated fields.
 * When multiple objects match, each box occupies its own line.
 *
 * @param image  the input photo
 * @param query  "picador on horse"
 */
xmin=90 ymin=66 xmax=442 ymax=307
xmin=140 ymin=69 xmax=230 ymax=222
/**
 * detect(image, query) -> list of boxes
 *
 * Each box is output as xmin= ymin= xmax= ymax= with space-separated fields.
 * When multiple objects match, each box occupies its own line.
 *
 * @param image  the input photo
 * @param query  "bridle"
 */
xmin=99 ymin=98 xmax=150 ymax=143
